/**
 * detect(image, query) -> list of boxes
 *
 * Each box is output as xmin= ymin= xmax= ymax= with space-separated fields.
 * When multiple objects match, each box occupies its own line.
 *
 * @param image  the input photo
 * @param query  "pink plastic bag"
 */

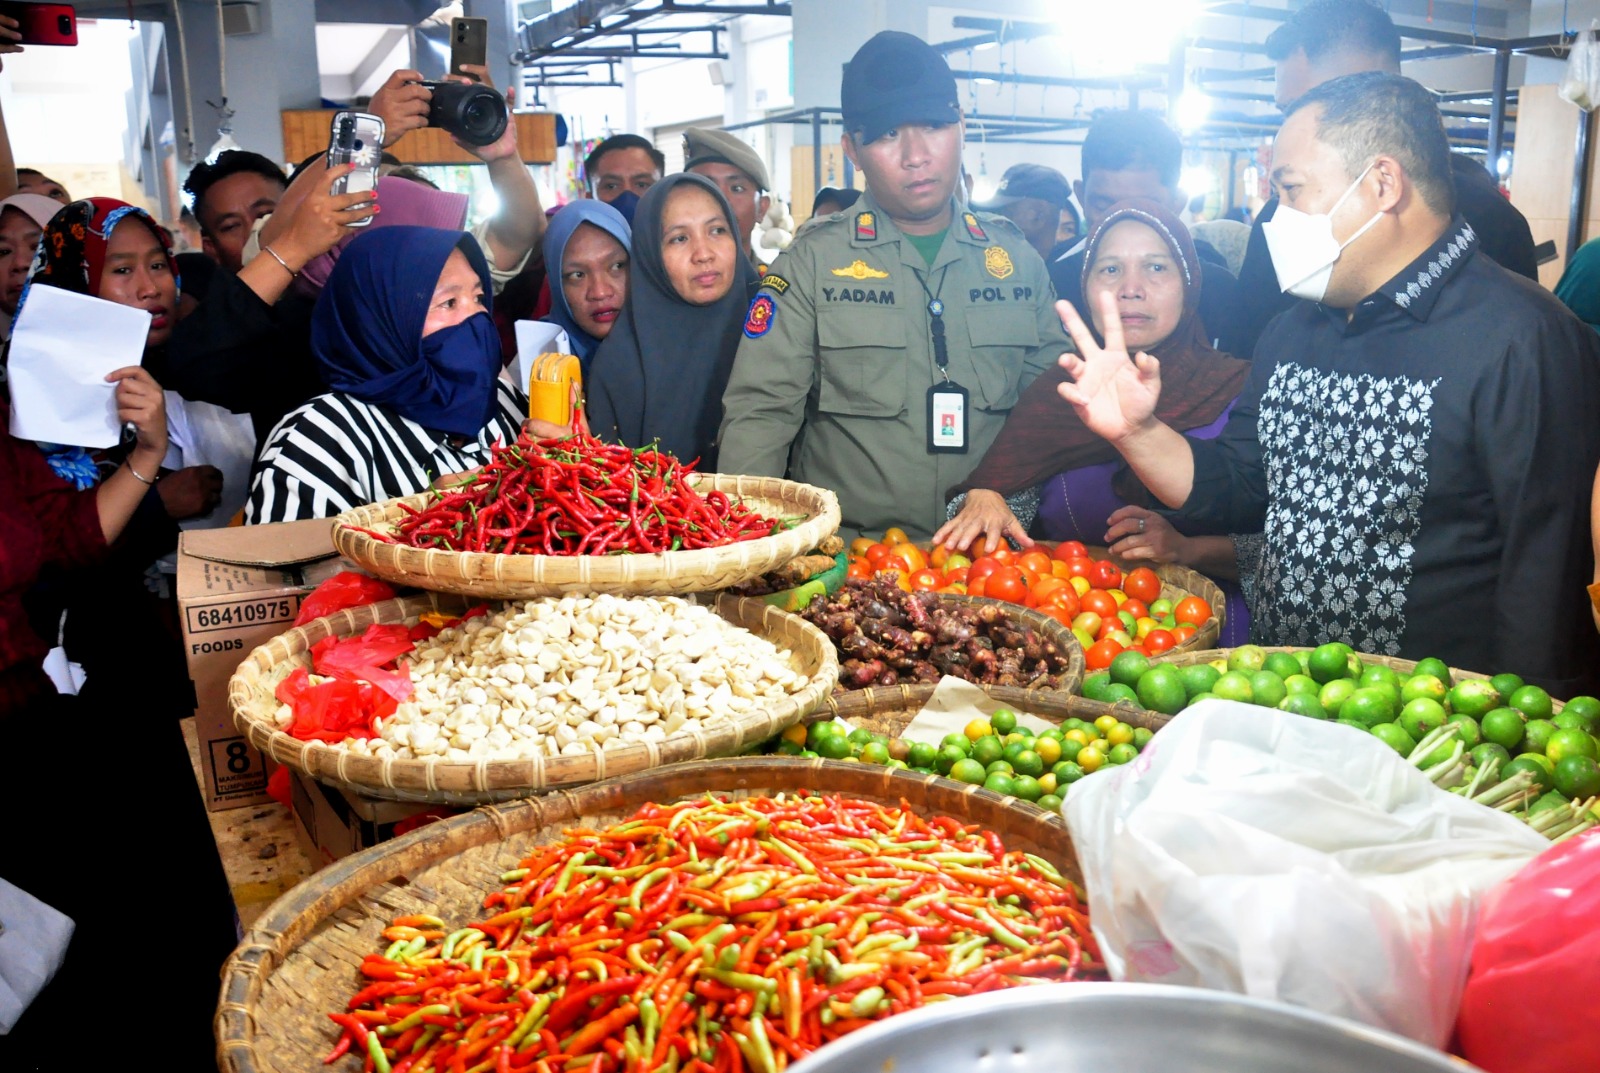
xmin=1456 ymin=828 xmax=1600 ymax=1073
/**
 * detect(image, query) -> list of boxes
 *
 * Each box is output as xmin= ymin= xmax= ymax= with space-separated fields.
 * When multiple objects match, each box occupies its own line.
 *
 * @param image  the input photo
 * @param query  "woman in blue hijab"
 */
xmin=246 ymin=226 xmax=527 ymax=523
xmin=541 ymin=199 xmax=631 ymax=369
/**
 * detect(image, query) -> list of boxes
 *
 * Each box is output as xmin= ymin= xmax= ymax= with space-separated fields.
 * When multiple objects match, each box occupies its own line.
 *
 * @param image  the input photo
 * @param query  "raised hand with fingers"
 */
xmin=368 ymin=69 xmax=431 ymax=147
xmin=269 ymin=163 xmax=379 ymax=269
xmin=451 ymin=64 xmax=519 ymax=164
xmin=1055 ymin=290 xmax=1163 ymax=445
xmin=932 ymin=489 xmax=1034 ymax=555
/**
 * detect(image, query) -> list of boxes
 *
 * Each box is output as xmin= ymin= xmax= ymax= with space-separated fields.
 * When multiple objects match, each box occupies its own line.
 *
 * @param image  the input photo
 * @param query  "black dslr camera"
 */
xmin=413 ymin=80 xmax=509 ymax=146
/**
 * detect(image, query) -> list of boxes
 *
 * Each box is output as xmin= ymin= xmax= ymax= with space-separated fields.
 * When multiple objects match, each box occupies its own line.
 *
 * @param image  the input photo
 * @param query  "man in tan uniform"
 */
xmin=717 ymin=31 xmax=1071 ymax=541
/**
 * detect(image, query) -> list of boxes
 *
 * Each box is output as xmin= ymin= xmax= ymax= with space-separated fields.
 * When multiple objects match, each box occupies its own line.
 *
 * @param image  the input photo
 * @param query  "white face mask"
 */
xmin=1261 ymin=162 xmax=1383 ymax=302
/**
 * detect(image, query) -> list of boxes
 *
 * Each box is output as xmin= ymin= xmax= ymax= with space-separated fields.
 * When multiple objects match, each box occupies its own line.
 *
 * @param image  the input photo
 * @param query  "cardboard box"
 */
xmin=288 ymin=769 xmax=457 ymax=867
xmin=177 ymin=519 xmax=346 ymax=811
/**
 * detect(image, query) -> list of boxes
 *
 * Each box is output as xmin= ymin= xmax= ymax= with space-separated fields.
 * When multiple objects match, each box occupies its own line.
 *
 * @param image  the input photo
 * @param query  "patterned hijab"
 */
xmin=16 ymin=198 xmax=180 ymax=488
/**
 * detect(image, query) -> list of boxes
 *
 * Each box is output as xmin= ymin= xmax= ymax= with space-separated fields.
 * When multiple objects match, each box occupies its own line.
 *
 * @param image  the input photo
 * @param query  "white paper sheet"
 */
xmin=6 ymin=285 xmax=152 ymax=448
xmin=511 ymin=320 xmax=572 ymax=393
xmin=897 ymin=676 xmax=1059 ymax=745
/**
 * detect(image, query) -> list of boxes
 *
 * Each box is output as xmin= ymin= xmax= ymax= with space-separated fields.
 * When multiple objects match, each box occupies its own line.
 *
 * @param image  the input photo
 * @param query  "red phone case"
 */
xmin=0 ymin=3 xmax=78 ymax=47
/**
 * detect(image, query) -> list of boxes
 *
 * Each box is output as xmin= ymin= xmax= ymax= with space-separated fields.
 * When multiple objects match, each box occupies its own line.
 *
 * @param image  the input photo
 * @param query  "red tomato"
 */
xmin=864 ymin=543 xmax=893 ymax=566
xmin=985 ymin=567 xmax=1027 ymax=605
xmin=846 ymin=560 xmax=873 ymax=580
xmin=967 ymin=557 xmax=1003 ymax=583
xmin=1047 ymin=586 xmax=1081 ymax=619
xmin=883 ymin=554 xmax=912 ymax=574
xmin=1088 ymin=559 xmax=1123 ymax=591
xmin=1054 ymin=540 xmax=1089 ymax=561
xmin=1063 ymin=556 xmax=1095 ymax=579
xmin=1171 ymin=625 xmax=1198 ymax=644
xmin=909 ymin=568 xmax=942 ymax=591
xmin=1128 ymin=644 xmax=1151 ymax=658
xmin=1120 ymin=598 xmax=1149 ymax=621
xmin=988 ymin=546 xmax=1016 ymax=565
xmin=889 ymin=543 xmax=929 ymax=573
xmin=1145 ymin=629 xmax=1177 ymax=654
xmin=1031 ymin=576 xmax=1068 ymax=604
xmin=1085 ymin=638 xmax=1124 ymax=670
xmin=1017 ymin=549 xmax=1054 ymax=577
xmin=1041 ymin=605 xmax=1075 ymax=629
xmin=1080 ymin=589 xmax=1118 ymax=619
xmin=1124 ymin=567 xmax=1162 ymax=605
xmin=967 ymin=576 xmax=988 ymax=598
xmin=1174 ymin=596 xmax=1213 ymax=626
xmin=1096 ymin=616 xmax=1122 ymax=641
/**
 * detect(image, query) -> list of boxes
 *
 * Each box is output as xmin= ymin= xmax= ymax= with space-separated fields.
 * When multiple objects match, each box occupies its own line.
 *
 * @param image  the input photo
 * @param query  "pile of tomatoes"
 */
xmin=845 ymin=529 xmax=1214 ymax=668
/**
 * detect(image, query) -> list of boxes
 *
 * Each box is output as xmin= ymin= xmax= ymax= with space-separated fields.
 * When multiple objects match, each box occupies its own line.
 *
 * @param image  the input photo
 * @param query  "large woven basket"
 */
xmin=817 ymin=679 xmax=1171 ymax=737
xmin=331 ymin=473 xmax=840 ymax=598
xmin=825 ymin=592 xmax=1085 ymax=715
xmin=1081 ymin=547 xmax=1226 ymax=653
xmin=214 ymin=757 xmax=1085 ymax=1073
xmin=229 ymin=593 xmax=838 ymax=804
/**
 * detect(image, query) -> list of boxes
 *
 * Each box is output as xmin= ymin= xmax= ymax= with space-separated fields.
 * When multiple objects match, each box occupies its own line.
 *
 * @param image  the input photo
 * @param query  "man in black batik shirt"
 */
xmin=1051 ymin=72 xmax=1600 ymax=695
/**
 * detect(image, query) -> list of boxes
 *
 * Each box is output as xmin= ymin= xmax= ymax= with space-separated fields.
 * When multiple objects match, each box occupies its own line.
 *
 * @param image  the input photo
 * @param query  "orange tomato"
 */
xmin=967 ymin=557 xmax=1003 ymax=583
xmin=929 ymin=543 xmax=952 ymax=569
xmin=1017 ymin=549 xmax=1054 ymax=577
xmin=1123 ymin=567 xmax=1162 ymax=605
xmin=1085 ymin=638 xmax=1124 ymax=670
xmin=1174 ymin=596 xmax=1213 ymax=627
xmin=849 ymin=537 xmax=876 ymax=559
xmin=985 ymin=566 xmax=1028 ymax=604
xmin=879 ymin=566 xmax=913 ymax=592
xmin=882 ymin=527 xmax=910 ymax=547
xmin=1145 ymin=629 xmax=1177 ymax=654
xmin=1088 ymin=559 xmax=1123 ymax=591
xmin=909 ymin=568 xmax=943 ymax=591
xmin=1041 ymin=605 xmax=1076 ymax=629
xmin=1016 ymin=565 xmax=1042 ymax=590
xmin=943 ymin=566 xmax=969 ymax=586
xmin=1120 ymin=598 xmax=1149 ymax=621
xmin=1031 ymin=576 xmax=1068 ymax=604
xmin=1050 ymin=561 xmax=1073 ymax=580
xmin=846 ymin=559 xmax=873 ymax=580
xmin=883 ymin=554 xmax=913 ymax=574
xmin=864 ymin=543 xmax=893 ymax=566
xmin=889 ymin=542 xmax=929 ymax=573
xmin=1046 ymin=586 xmax=1081 ymax=619
xmin=1171 ymin=625 xmax=1198 ymax=644
xmin=1053 ymin=540 xmax=1089 ymax=561
xmin=1063 ymin=556 xmax=1095 ymax=579
xmin=1080 ymin=589 xmax=1118 ymax=619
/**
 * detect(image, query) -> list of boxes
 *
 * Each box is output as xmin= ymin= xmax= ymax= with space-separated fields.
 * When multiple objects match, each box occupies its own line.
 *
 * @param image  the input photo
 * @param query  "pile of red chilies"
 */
xmin=357 ymin=429 xmax=781 ymax=555
xmin=327 ymin=793 xmax=1099 ymax=1073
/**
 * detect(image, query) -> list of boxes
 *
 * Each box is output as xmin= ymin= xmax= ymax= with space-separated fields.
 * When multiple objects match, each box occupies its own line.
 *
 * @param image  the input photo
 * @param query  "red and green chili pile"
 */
xmin=327 ymin=792 xmax=1099 ymax=1073
xmin=353 ymin=429 xmax=784 ymax=555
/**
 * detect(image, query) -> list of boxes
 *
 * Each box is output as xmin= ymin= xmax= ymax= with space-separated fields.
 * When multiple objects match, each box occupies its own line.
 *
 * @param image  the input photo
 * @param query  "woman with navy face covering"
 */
xmin=246 ymin=226 xmax=526 ymax=523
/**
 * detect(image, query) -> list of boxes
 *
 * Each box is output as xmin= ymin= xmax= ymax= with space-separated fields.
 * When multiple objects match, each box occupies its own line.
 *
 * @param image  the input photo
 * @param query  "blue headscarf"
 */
xmin=541 ymin=200 xmax=631 ymax=364
xmin=311 ymin=226 xmax=502 ymax=438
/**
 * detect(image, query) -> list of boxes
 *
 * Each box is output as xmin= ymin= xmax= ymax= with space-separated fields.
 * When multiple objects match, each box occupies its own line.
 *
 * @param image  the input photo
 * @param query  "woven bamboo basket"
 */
xmin=214 ymin=757 xmax=1085 ymax=1073
xmin=330 ymin=474 xmax=840 ymax=598
xmin=1081 ymin=547 xmax=1226 ymax=653
xmin=824 ymin=592 xmax=1085 ymax=715
xmin=816 ymin=680 xmax=1171 ymax=737
xmin=229 ymin=593 xmax=838 ymax=804
xmin=1147 ymin=646 xmax=1569 ymax=713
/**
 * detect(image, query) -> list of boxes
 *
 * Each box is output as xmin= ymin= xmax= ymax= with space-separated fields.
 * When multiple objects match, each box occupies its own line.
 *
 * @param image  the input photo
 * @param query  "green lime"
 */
xmin=847 ymin=727 xmax=875 ymax=747
xmin=798 ymin=750 xmax=819 ymax=759
xmin=884 ymin=758 xmax=909 ymax=771
xmin=907 ymin=741 xmax=938 ymax=770
xmin=1249 ymin=671 xmax=1289 ymax=709
xmin=1448 ymin=679 xmax=1501 ymax=719
xmin=1522 ymin=719 xmax=1558 ymax=755
xmin=1227 ymin=645 xmax=1268 ymax=673
xmin=1488 ymin=672 xmax=1524 ymax=699
xmin=1062 ymin=718 xmax=1087 ymax=732
xmin=1503 ymin=755 xmax=1554 ymax=794
xmin=1308 ymin=643 xmax=1354 ymax=683
xmin=1103 ymin=683 xmax=1140 ymax=705
xmin=935 ymin=744 xmax=967 ymax=776
xmin=1339 ymin=687 xmax=1397 ymax=729
xmin=1109 ymin=650 xmax=1152 ymax=687
xmin=949 ymin=758 xmax=986 ymax=785
xmin=1011 ymin=749 xmax=1045 ymax=778
xmin=775 ymin=739 xmax=803 ymax=755
xmin=807 ymin=720 xmax=844 ymax=749
xmin=1400 ymin=674 xmax=1448 ymax=705
xmin=1359 ymin=665 xmax=1401 ymax=694
xmin=989 ymin=708 xmax=1018 ymax=735
xmin=971 ymin=735 xmax=1004 ymax=766
xmin=1003 ymin=732 xmax=1032 ymax=749
xmin=1188 ymin=692 xmax=1216 ymax=705
xmin=859 ymin=742 xmax=890 ymax=765
xmin=1319 ymin=677 xmax=1357 ymax=716
xmin=1470 ymin=742 xmax=1511 ymax=771
xmin=1480 ymin=707 xmax=1526 ymax=751
xmin=1337 ymin=718 xmax=1370 ymax=731
xmin=1279 ymin=692 xmax=1329 ymax=719
xmin=1370 ymin=723 xmax=1417 ymax=755
xmin=1051 ymin=760 xmax=1086 ymax=786
xmin=985 ymin=760 xmax=1014 ymax=777
xmin=1036 ymin=793 xmax=1064 ymax=812
xmin=815 ymin=733 xmax=852 ymax=760
xmin=1554 ymin=711 xmax=1595 ymax=733
xmin=1180 ymin=663 xmax=1222 ymax=699
xmin=1132 ymin=727 xmax=1154 ymax=748
xmin=1212 ymin=671 xmax=1255 ymax=704
xmin=1553 ymin=754 xmax=1600 ymax=799
xmin=1262 ymin=652 xmax=1303 ymax=682
xmin=1562 ymin=696 xmax=1600 ymax=730
xmin=1509 ymin=685 xmax=1555 ymax=722
xmin=1284 ymin=674 xmax=1321 ymax=697
xmin=1107 ymin=742 xmax=1140 ymax=765
xmin=940 ymin=732 xmax=971 ymax=753
xmin=982 ymin=772 xmax=1016 ymax=796
xmin=1411 ymin=657 xmax=1453 ymax=686
xmin=1039 ymin=727 xmax=1066 ymax=742
xmin=1082 ymin=673 xmax=1114 ymax=702
xmin=1137 ymin=665 xmax=1190 ymax=715
xmin=1444 ymin=714 xmax=1483 ymax=749
xmin=1546 ymin=728 xmax=1599 ymax=764
xmin=1398 ymin=698 xmax=1448 ymax=741
xmin=1010 ymin=774 xmax=1043 ymax=802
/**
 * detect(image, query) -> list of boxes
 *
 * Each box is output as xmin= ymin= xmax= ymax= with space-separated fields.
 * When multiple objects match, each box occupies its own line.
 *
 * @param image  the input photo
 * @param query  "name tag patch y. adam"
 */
xmin=743 ymin=293 xmax=776 ymax=338
xmin=822 ymin=286 xmax=895 ymax=304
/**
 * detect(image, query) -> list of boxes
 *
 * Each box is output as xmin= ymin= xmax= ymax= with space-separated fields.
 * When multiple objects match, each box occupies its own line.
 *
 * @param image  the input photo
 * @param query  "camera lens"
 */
xmin=58 ymin=15 xmax=72 ymax=33
xmin=426 ymin=82 xmax=508 ymax=146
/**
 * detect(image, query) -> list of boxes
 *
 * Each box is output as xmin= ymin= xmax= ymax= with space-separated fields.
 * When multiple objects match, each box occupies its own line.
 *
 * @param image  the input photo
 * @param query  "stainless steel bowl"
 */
xmin=787 ymin=984 xmax=1481 ymax=1073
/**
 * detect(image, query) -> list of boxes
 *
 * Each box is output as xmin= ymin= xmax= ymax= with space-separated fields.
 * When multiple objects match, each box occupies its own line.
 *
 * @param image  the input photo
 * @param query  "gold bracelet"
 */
xmin=126 ymin=459 xmax=157 ymax=485
xmin=262 ymin=245 xmax=298 ymax=278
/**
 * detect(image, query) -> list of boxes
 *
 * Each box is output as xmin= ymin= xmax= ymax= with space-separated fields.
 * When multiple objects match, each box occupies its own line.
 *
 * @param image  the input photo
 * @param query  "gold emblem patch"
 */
xmin=984 ymin=246 xmax=1015 ymax=280
xmin=830 ymin=259 xmax=890 ymax=280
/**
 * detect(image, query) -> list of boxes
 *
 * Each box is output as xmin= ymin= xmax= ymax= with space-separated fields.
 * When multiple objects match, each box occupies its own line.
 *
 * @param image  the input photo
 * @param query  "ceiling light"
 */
xmin=1175 ymin=89 xmax=1211 ymax=133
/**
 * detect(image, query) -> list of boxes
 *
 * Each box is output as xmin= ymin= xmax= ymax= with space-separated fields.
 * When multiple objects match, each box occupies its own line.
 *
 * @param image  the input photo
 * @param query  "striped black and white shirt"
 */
xmin=245 ymin=381 xmax=527 ymax=524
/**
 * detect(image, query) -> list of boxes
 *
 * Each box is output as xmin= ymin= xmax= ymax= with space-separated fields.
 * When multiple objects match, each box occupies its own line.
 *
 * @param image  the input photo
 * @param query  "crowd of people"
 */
xmin=3 ymin=0 xmax=1600 ymax=1056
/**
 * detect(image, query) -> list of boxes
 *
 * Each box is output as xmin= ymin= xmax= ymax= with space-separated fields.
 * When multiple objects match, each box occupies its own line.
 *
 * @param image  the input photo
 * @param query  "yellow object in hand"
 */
xmin=528 ymin=352 xmax=583 ymax=427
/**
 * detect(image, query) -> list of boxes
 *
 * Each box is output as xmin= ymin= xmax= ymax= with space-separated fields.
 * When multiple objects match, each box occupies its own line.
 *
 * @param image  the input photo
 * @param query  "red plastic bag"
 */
xmin=293 ymin=571 xmax=397 ymax=627
xmin=1456 ymin=828 xmax=1600 ymax=1073
xmin=311 ymin=623 xmax=415 ymax=701
xmin=274 ymin=666 xmax=398 ymax=742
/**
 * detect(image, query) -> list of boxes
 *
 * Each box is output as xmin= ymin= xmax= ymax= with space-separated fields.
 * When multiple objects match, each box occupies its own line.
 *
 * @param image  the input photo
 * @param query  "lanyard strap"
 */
xmin=913 ymin=263 xmax=954 ymax=380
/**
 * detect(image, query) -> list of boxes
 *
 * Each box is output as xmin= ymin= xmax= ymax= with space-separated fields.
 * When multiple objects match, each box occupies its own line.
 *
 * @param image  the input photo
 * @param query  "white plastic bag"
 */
xmin=0 ymin=877 xmax=74 ymax=1034
xmin=1063 ymin=700 xmax=1547 ymax=1047
xmin=1560 ymin=23 xmax=1600 ymax=111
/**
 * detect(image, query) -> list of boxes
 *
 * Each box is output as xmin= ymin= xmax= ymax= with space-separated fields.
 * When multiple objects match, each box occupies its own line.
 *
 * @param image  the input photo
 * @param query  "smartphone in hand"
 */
xmin=326 ymin=111 xmax=384 ymax=227
xmin=450 ymin=16 xmax=489 ymax=80
xmin=0 ymin=2 xmax=77 ymax=46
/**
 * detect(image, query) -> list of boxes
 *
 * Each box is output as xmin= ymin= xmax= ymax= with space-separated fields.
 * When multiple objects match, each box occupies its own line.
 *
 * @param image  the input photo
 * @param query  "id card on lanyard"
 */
xmin=916 ymin=284 xmax=968 ymax=454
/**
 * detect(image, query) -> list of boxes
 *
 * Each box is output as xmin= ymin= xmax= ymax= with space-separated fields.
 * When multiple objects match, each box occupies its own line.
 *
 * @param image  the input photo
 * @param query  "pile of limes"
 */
xmin=1088 ymin=643 xmax=1600 ymax=821
xmin=772 ymin=707 xmax=1152 ymax=811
